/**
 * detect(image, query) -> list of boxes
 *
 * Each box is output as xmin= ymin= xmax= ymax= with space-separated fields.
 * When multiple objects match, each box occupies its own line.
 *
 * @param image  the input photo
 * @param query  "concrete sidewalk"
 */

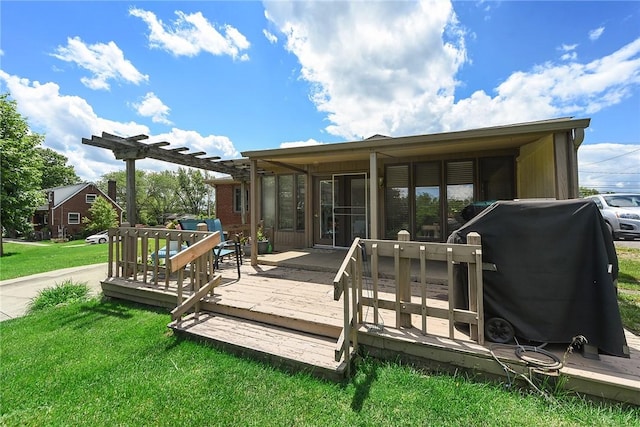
xmin=0 ymin=263 xmax=107 ymax=322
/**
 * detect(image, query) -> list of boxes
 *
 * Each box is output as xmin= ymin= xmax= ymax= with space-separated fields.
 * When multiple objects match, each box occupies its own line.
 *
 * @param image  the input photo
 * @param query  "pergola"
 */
xmin=82 ymin=131 xmax=261 ymax=232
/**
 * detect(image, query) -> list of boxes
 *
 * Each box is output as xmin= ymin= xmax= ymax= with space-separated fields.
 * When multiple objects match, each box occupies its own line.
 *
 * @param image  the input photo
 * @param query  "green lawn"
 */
xmin=1 ymin=299 xmax=637 ymax=426
xmin=0 ymin=241 xmax=108 ymax=280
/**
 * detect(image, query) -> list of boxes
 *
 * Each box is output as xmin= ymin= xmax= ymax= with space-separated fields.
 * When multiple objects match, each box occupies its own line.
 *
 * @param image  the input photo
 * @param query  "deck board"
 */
xmin=170 ymin=312 xmax=347 ymax=379
xmin=102 ymin=257 xmax=640 ymax=404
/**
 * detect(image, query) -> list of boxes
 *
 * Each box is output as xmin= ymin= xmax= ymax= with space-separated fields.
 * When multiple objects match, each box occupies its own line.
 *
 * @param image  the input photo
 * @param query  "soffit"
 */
xmin=243 ymin=117 xmax=591 ymax=166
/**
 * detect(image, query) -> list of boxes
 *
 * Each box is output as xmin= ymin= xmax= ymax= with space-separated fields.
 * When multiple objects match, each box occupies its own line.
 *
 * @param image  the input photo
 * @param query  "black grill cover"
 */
xmin=449 ymin=199 xmax=628 ymax=358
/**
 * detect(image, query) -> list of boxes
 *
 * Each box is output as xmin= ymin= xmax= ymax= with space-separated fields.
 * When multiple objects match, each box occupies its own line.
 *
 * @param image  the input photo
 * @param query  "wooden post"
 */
xmin=194 ymin=222 xmax=208 ymax=318
xmin=397 ymin=230 xmax=412 ymax=328
xmin=122 ymin=222 xmax=136 ymax=277
xmin=467 ymin=232 xmax=482 ymax=343
xmin=125 ymin=159 xmax=137 ymax=226
xmin=250 ymin=159 xmax=258 ymax=266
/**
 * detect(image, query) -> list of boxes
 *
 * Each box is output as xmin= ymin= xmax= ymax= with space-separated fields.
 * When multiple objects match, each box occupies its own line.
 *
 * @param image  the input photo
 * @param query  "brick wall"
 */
xmin=215 ymin=184 xmax=245 ymax=227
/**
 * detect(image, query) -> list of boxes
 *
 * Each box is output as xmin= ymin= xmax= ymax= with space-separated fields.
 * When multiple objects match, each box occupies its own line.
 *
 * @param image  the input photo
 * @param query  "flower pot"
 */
xmin=243 ymin=241 xmax=270 ymax=256
xmin=257 ymin=241 xmax=269 ymax=254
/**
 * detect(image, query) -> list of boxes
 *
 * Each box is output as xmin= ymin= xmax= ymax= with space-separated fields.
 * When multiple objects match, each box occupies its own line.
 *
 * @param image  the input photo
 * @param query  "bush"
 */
xmin=28 ymin=280 xmax=90 ymax=313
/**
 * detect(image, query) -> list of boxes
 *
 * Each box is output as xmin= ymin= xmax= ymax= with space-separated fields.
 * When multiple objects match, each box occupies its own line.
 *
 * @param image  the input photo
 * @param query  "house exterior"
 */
xmin=208 ymin=117 xmax=589 ymax=258
xmin=33 ymin=181 xmax=123 ymax=239
xmin=207 ymin=178 xmax=250 ymax=227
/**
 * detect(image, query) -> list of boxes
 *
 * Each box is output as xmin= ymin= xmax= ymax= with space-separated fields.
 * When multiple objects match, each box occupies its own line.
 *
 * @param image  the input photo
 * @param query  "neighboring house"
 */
xmin=208 ymin=117 xmax=590 ymax=252
xmin=33 ymin=181 xmax=123 ymax=239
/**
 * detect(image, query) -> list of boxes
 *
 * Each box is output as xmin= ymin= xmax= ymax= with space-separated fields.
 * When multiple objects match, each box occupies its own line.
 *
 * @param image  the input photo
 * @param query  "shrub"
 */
xmin=28 ymin=280 xmax=90 ymax=313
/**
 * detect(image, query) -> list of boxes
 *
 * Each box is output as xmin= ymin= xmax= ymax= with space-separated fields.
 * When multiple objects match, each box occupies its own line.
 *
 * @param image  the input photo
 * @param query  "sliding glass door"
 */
xmin=316 ymin=173 xmax=368 ymax=247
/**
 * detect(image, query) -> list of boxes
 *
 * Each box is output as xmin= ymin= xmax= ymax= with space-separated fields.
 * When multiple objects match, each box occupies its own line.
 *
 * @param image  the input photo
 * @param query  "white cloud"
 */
xmin=265 ymin=1 xmax=640 ymax=139
xmin=131 ymin=92 xmax=172 ymax=125
xmin=265 ymin=0 xmax=467 ymax=139
xmin=0 ymin=70 xmax=240 ymax=182
xmin=560 ymin=43 xmax=578 ymax=52
xmin=589 ymin=26 xmax=605 ymax=41
xmin=129 ymin=8 xmax=250 ymax=61
xmin=559 ymin=43 xmax=578 ymax=60
xmin=578 ymin=144 xmax=640 ymax=192
xmin=152 ymin=128 xmax=239 ymax=159
xmin=263 ymin=29 xmax=278 ymax=44
xmin=279 ymin=138 xmax=322 ymax=148
xmin=51 ymin=37 xmax=148 ymax=90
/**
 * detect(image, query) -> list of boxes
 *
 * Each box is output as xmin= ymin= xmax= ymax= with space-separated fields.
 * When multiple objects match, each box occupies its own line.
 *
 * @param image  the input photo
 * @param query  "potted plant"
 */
xmin=241 ymin=223 xmax=271 ymax=256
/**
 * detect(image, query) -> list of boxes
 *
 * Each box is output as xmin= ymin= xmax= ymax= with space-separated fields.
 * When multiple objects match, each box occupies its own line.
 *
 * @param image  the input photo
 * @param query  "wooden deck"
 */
xmin=101 ymin=249 xmax=640 ymax=406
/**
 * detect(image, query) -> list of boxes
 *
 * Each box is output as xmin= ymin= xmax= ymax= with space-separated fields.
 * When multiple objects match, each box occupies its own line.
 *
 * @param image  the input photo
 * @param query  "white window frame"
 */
xmin=86 ymin=194 xmax=97 ymax=203
xmin=233 ymin=186 xmax=250 ymax=213
xmin=68 ymin=212 xmax=81 ymax=224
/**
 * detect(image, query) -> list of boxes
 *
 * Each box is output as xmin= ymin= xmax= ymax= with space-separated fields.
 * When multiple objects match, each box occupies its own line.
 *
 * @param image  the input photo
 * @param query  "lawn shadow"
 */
xmin=350 ymin=358 xmax=379 ymax=412
xmin=51 ymin=298 xmax=170 ymax=330
xmin=618 ymin=271 xmax=640 ymax=285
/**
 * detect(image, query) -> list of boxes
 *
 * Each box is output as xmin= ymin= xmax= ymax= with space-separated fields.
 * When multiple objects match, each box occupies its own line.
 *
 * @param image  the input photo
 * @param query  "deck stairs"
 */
xmin=168 ymin=297 xmax=350 ymax=381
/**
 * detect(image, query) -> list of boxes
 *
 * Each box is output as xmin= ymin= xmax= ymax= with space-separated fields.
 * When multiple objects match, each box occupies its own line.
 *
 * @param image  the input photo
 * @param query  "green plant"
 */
xmin=256 ymin=224 xmax=268 ymax=242
xmin=27 ymin=280 xmax=90 ymax=313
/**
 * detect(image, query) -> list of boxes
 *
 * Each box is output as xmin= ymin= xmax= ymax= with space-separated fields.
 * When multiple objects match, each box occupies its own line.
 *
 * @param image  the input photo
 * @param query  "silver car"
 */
xmin=585 ymin=194 xmax=640 ymax=240
xmin=85 ymin=230 xmax=109 ymax=244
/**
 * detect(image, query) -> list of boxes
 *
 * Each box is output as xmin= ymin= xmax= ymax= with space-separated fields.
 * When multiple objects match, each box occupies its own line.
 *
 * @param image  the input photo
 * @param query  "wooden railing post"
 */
xmin=467 ymin=232 xmax=483 ymax=344
xmin=397 ymin=230 xmax=412 ymax=328
xmin=122 ymin=222 xmax=136 ymax=277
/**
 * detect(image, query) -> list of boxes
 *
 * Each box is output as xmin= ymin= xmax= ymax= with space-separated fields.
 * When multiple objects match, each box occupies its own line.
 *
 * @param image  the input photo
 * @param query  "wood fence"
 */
xmin=333 ymin=231 xmax=484 ymax=370
xmin=106 ymin=224 xmax=221 ymax=319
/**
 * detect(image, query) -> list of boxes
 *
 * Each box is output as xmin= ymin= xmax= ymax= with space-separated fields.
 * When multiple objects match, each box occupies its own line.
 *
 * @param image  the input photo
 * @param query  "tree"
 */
xmin=37 ymin=147 xmax=80 ymax=189
xmin=98 ymin=170 xmax=149 ymax=224
xmin=146 ymin=170 xmax=181 ymax=225
xmin=177 ymin=168 xmax=208 ymax=216
xmin=0 ymin=93 xmax=46 ymax=256
xmin=579 ymin=187 xmax=600 ymax=197
xmin=82 ymin=196 xmax=119 ymax=232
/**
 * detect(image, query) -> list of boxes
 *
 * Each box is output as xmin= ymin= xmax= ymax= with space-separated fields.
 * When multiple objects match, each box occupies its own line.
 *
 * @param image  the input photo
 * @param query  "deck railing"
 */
xmin=106 ymin=224 xmax=222 ymax=318
xmin=333 ymin=231 xmax=484 ymax=368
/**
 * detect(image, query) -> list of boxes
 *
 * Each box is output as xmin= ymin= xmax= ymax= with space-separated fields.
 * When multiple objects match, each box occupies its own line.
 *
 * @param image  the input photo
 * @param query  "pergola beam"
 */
xmin=82 ymin=131 xmax=259 ymax=226
xmin=82 ymin=132 xmax=246 ymax=178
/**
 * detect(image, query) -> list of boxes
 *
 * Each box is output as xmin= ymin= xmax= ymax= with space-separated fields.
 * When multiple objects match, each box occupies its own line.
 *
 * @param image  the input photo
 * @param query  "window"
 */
xmin=262 ymin=176 xmax=276 ymax=230
xmin=296 ymin=175 xmax=306 ymax=230
xmin=86 ymin=194 xmax=97 ymax=203
xmin=415 ymin=162 xmax=441 ymax=240
xmin=263 ymin=174 xmax=306 ymax=232
xmin=68 ymin=212 xmax=80 ymax=224
xmin=385 ymin=165 xmax=409 ymax=239
xmin=44 ymin=214 xmax=48 ymax=225
xmin=278 ymin=175 xmax=294 ymax=229
xmin=233 ymin=186 xmax=249 ymax=213
xmin=446 ymin=161 xmax=474 ymax=236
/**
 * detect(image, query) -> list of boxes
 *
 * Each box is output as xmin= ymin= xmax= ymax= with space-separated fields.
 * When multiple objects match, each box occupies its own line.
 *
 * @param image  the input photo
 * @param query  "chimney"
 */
xmin=108 ymin=180 xmax=117 ymax=202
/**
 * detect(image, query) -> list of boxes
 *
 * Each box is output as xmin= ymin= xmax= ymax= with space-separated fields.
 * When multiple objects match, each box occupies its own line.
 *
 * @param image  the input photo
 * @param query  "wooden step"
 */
xmin=169 ymin=312 xmax=350 ymax=381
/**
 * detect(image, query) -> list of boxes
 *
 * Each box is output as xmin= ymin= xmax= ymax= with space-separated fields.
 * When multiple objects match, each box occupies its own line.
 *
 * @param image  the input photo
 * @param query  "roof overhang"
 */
xmin=241 ymin=117 xmax=591 ymax=167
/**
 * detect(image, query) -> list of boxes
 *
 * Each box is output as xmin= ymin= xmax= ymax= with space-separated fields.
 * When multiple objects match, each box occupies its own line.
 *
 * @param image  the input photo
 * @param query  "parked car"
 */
xmin=85 ymin=230 xmax=109 ymax=244
xmin=585 ymin=193 xmax=640 ymax=240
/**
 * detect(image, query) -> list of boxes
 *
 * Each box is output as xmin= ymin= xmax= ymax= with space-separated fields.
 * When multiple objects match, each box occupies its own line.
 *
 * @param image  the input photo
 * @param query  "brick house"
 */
xmin=33 ymin=181 xmax=123 ymax=239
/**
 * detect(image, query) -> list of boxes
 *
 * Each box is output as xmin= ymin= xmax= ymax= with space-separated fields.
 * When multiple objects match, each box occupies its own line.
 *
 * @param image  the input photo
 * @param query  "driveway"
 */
xmin=615 ymin=239 xmax=640 ymax=250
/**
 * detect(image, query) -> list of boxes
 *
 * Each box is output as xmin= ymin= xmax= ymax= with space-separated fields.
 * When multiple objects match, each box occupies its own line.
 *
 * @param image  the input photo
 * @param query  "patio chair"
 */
xmin=178 ymin=219 xmax=241 ymax=278
xmin=151 ymin=240 xmax=188 ymax=263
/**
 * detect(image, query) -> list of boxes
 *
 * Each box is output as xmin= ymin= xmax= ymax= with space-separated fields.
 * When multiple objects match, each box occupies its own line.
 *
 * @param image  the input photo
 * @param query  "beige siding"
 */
xmin=273 ymin=230 xmax=306 ymax=250
xmin=516 ymin=135 xmax=556 ymax=199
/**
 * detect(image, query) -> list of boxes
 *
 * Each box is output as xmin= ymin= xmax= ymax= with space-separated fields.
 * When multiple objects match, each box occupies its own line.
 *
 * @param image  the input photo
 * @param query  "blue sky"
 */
xmin=1 ymin=1 xmax=639 ymax=192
